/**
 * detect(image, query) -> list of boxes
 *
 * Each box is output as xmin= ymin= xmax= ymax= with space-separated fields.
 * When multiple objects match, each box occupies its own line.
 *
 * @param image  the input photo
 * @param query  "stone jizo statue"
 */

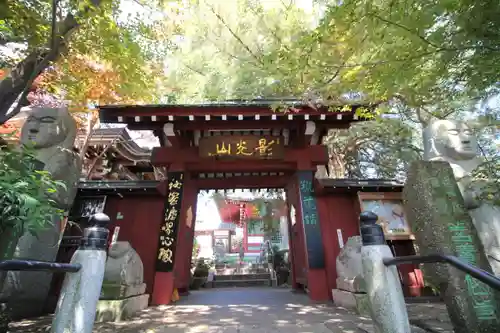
xmin=335 ymin=236 xmax=365 ymax=292
xmin=20 ymin=107 xmax=82 ymax=209
xmin=104 ymin=242 xmax=145 ymax=288
xmin=423 ymin=119 xmax=500 ymax=276
xmin=0 ymin=107 xmax=82 ymax=318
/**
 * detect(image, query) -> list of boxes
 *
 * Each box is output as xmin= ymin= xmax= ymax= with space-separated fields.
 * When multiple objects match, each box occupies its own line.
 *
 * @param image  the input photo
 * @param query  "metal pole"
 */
xmin=359 ymin=211 xmax=411 ymax=333
xmin=51 ymin=213 xmax=110 ymax=333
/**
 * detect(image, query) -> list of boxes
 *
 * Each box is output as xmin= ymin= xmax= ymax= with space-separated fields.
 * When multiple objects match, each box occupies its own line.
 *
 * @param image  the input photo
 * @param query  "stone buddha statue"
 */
xmin=423 ymin=119 xmax=500 ymax=276
xmin=19 ymin=107 xmax=82 ymax=209
xmin=0 ymin=107 xmax=82 ymax=318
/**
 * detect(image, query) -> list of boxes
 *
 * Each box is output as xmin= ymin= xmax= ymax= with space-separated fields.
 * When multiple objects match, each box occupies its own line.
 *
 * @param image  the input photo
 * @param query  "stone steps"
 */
xmin=214 ymin=273 xmax=270 ymax=281
xmin=210 ymin=279 xmax=271 ymax=288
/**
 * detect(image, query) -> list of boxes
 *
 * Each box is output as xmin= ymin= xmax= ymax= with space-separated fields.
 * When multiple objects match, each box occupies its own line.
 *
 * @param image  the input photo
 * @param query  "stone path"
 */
xmin=9 ymin=288 xmax=453 ymax=333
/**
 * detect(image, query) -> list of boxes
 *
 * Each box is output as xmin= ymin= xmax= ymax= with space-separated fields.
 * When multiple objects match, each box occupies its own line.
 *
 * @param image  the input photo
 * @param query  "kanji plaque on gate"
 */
xmin=199 ymin=136 xmax=284 ymax=159
xmin=156 ymin=172 xmax=184 ymax=272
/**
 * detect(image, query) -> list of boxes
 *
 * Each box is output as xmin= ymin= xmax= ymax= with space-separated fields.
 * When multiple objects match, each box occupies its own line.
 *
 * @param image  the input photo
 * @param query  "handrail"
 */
xmin=383 ymin=254 xmax=500 ymax=291
xmin=0 ymin=259 xmax=82 ymax=273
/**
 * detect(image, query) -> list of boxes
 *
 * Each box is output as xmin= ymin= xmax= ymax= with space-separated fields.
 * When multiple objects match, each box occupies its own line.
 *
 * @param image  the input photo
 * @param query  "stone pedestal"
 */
xmin=335 ymin=276 xmax=365 ymax=293
xmin=332 ymin=289 xmax=370 ymax=315
xmin=0 ymin=217 xmax=63 ymax=319
xmin=95 ymin=294 xmax=150 ymax=323
xmin=94 ymin=242 xmax=149 ymax=322
xmin=100 ymin=283 xmax=146 ymax=299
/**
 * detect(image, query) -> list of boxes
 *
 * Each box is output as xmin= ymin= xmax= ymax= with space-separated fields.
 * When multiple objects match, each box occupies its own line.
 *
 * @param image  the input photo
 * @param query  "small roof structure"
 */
xmin=82 ymin=128 xmax=156 ymax=180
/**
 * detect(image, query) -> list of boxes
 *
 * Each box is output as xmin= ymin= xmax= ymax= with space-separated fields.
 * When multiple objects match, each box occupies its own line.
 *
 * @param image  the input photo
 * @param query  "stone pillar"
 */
xmin=404 ymin=161 xmax=500 ymax=333
xmin=51 ymin=213 xmax=110 ymax=333
xmin=360 ymin=211 xmax=411 ymax=333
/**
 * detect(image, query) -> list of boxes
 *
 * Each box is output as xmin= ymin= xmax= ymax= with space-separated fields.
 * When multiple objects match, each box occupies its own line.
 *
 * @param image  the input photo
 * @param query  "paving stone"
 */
xmin=8 ymin=288 xmax=453 ymax=333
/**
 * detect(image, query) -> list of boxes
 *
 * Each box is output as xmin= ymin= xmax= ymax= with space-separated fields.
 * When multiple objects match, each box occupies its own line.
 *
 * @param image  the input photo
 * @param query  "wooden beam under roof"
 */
xmin=98 ymin=101 xmax=374 ymax=127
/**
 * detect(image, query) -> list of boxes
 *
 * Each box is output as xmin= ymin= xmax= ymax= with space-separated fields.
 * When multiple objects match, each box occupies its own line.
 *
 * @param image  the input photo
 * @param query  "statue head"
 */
xmin=20 ymin=107 xmax=77 ymax=150
xmin=423 ymin=119 xmax=479 ymax=161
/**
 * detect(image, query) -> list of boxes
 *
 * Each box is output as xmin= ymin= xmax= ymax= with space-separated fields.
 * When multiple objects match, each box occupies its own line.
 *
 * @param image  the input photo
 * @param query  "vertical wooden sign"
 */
xmin=156 ymin=172 xmax=184 ymax=272
xmin=297 ymin=171 xmax=325 ymax=269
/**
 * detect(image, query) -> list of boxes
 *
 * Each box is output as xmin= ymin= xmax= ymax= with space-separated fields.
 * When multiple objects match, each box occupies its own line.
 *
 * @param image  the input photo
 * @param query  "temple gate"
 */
xmin=97 ymin=101 xmax=370 ymax=304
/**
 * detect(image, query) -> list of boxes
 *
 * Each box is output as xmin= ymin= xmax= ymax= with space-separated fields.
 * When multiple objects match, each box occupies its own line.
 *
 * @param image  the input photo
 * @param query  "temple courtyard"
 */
xmin=10 ymin=288 xmax=453 ymax=333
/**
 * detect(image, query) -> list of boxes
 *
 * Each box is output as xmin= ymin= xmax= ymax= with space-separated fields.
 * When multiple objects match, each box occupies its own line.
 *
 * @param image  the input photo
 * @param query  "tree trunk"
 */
xmin=0 ymin=48 xmax=58 ymax=123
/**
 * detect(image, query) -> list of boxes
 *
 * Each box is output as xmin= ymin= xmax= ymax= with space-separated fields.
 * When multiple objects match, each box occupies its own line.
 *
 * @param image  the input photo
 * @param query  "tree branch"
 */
xmin=0 ymin=0 xmax=103 ymax=123
xmin=207 ymin=5 xmax=264 ymax=66
xmin=367 ymin=13 xmax=441 ymax=49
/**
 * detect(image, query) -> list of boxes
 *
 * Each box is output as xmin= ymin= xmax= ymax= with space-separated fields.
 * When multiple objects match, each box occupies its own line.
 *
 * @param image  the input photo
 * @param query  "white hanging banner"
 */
xmin=111 ymin=226 xmax=120 ymax=245
xmin=337 ymin=229 xmax=344 ymax=249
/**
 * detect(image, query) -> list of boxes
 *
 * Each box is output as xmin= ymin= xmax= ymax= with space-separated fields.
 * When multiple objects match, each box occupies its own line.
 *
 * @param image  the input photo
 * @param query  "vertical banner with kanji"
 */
xmin=297 ymin=171 xmax=325 ymax=269
xmin=156 ymin=172 xmax=184 ymax=272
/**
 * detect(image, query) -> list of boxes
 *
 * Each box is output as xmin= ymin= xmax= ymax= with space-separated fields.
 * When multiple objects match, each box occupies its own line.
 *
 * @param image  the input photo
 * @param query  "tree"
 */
xmin=0 ymin=0 xmax=170 ymax=123
xmin=162 ymin=0 xmax=313 ymax=102
xmin=160 ymin=1 xmax=498 ymax=189
xmin=260 ymin=1 xmax=499 ymax=182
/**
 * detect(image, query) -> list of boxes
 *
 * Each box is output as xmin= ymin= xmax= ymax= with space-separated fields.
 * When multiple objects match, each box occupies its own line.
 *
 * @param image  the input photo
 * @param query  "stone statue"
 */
xmin=96 ymin=242 xmax=149 ymax=322
xmin=0 ymin=107 xmax=82 ymax=318
xmin=19 ymin=107 xmax=82 ymax=208
xmin=423 ymin=119 xmax=500 ymax=276
xmin=335 ymin=236 xmax=365 ymax=292
xmin=332 ymin=236 xmax=370 ymax=315
xmin=103 ymin=242 xmax=145 ymax=288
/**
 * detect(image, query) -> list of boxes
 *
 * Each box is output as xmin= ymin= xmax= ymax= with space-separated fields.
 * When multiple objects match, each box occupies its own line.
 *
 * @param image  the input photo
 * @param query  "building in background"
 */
xmin=193 ymin=192 xmax=289 ymax=261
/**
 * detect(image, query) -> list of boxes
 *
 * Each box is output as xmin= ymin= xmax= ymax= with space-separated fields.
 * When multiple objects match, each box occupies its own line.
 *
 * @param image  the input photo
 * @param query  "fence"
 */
xmin=0 ymin=213 xmax=110 ymax=333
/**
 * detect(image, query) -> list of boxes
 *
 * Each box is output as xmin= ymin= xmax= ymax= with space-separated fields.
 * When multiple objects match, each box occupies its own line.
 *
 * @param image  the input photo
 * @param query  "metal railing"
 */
xmin=383 ymin=254 xmax=500 ymax=291
xmin=0 ymin=259 xmax=81 ymax=273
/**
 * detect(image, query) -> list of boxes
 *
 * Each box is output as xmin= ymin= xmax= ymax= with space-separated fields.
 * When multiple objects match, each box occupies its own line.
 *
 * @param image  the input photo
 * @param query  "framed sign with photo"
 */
xmin=358 ymin=192 xmax=414 ymax=240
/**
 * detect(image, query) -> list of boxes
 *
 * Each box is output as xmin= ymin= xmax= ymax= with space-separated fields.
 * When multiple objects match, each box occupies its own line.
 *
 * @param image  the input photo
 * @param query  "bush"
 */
xmin=193 ymin=258 xmax=210 ymax=278
xmin=0 ymin=136 xmax=65 ymax=254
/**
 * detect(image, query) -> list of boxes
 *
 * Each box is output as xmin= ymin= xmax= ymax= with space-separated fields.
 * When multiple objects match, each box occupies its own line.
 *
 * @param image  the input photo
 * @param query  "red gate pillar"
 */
xmin=151 ymin=170 xmax=196 ymax=305
xmin=174 ymin=174 xmax=198 ymax=294
xmin=294 ymin=170 xmax=329 ymax=301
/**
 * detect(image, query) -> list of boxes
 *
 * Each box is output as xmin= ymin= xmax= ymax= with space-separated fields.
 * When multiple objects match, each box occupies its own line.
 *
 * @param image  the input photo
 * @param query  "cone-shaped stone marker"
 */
xmin=51 ymin=213 xmax=110 ymax=333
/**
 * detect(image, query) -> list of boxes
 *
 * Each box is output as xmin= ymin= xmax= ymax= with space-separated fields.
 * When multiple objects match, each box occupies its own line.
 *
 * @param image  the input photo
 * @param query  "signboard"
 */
xmin=156 ymin=173 xmax=184 ymax=272
xmin=69 ymin=196 xmax=107 ymax=220
xmin=199 ymin=135 xmax=284 ymax=159
xmin=297 ymin=171 xmax=325 ymax=269
xmin=358 ymin=192 xmax=414 ymax=240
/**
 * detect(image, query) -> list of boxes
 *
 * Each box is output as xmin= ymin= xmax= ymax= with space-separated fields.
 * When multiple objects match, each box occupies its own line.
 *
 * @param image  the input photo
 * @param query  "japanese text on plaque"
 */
xmin=199 ymin=136 xmax=285 ymax=159
xmin=299 ymin=179 xmax=318 ymax=226
xmin=156 ymin=173 xmax=184 ymax=272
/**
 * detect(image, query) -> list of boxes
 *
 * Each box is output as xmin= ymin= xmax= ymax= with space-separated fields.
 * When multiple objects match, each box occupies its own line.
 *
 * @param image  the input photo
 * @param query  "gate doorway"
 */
xmin=190 ymin=189 xmax=291 ymax=291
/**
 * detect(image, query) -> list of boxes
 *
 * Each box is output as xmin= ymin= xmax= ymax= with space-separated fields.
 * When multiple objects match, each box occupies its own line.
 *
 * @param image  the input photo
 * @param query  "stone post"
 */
xmin=51 ymin=213 xmax=110 ymax=333
xmin=360 ymin=211 xmax=411 ymax=333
